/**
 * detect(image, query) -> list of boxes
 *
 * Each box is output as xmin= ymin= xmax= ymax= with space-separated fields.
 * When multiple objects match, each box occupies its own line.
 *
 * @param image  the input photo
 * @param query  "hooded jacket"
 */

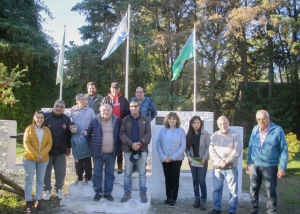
xmin=71 ymin=125 xmax=91 ymax=160
xmin=102 ymin=93 xmax=130 ymax=120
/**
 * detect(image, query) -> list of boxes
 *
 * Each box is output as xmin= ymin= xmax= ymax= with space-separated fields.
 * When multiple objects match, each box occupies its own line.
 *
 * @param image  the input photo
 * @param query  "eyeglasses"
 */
xmin=55 ymin=104 xmax=64 ymax=109
xmin=130 ymin=105 xmax=139 ymax=108
xmin=136 ymin=91 xmax=144 ymax=93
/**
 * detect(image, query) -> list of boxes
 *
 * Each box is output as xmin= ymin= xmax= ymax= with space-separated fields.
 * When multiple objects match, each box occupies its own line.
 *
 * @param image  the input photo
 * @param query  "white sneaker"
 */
xmin=78 ymin=181 xmax=83 ymax=189
xmin=57 ymin=189 xmax=64 ymax=199
xmin=88 ymin=180 xmax=93 ymax=187
xmin=42 ymin=190 xmax=50 ymax=200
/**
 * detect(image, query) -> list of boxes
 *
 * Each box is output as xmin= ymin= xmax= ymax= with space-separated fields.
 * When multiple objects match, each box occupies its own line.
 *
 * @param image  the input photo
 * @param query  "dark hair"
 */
xmin=163 ymin=112 xmax=181 ymax=128
xmin=136 ymin=86 xmax=145 ymax=93
xmin=87 ymin=81 xmax=97 ymax=90
xmin=32 ymin=110 xmax=44 ymax=126
xmin=68 ymin=122 xmax=76 ymax=128
xmin=186 ymin=116 xmax=203 ymax=149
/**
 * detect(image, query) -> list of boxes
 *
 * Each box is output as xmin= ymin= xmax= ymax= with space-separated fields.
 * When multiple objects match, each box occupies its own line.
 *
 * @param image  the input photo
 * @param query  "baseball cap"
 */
xmin=130 ymin=150 xmax=141 ymax=163
xmin=111 ymin=82 xmax=120 ymax=88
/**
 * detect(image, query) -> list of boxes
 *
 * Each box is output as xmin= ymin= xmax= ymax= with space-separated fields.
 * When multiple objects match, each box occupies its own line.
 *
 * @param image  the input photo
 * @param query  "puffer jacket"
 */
xmin=84 ymin=114 xmax=121 ymax=158
xmin=23 ymin=124 xmax=53 ymax=162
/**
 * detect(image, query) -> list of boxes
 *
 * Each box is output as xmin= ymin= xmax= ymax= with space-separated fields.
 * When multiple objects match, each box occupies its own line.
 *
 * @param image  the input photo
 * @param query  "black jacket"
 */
xmin=102 ymin=94 xmax=130 ymax=119
xmin=43 ymin=112 xmax=71 ymax=156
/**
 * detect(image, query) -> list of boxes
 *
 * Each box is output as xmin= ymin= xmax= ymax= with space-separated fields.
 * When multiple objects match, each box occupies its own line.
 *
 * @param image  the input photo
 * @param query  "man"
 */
xmin=102 ymin=82 xmax=130 ymax=174
xmin=246 ymin=110 xmax=288 ymax=214
xmin=130 ymin=86 xmax=157 ymax=121
xmin=84 ymin=104 xmax=121 ymax=201
xmin=85 ymin=81 xmax=103 ymax=115
xmin=119 ymin=100 xmax=151 ymax=203
xmin=208 ymin=116 xmax=242 ymax=214
xmin=42 ymin=100 xmax=71 ymax=200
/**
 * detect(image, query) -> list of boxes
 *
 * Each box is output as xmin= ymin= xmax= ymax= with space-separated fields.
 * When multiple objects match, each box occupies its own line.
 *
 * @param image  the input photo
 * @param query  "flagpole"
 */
xmin=125 ymin=4 xmax=130 ymax=99
xmin=56 ymin=26 xmax=66 ymax=100
xmin=59 ymin=77 xmax=62 ymax=99
xmin=193 ymin=26 xmax=196 ymax=112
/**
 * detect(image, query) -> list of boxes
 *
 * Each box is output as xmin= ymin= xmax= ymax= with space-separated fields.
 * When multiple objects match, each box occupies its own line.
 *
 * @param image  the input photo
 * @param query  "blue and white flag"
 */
xmin=102 ymin=13 xmax=129 ymax=60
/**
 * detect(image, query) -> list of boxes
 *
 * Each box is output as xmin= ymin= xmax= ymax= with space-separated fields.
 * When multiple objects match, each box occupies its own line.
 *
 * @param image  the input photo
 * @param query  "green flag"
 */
xmin=56 ymin=28 xmax=65 ymax=85
xmin=171 ymin=31 xmax=195 ymax=81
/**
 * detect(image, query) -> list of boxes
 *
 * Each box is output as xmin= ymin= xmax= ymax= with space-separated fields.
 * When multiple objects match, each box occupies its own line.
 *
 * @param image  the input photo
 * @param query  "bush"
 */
xmin=286 ymin=132 xmax=300 ymax=161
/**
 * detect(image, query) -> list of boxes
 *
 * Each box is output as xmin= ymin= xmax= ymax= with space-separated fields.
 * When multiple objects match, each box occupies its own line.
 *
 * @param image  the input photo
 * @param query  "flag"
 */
xmin=171 ymin=31 xmax=195 ymax=81
xmin=56 ymin=28 xmax=65 ymax=85
xmin=102 ymin=12 xmax=129 ymax=60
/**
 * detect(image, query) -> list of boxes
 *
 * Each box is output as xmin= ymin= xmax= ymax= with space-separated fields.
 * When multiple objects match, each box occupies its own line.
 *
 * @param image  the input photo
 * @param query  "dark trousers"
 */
xmin=76 ymin=157 xmax=92 ymax=181
xmin=250 ymin=164 xmax=278 ymax=214
xmin=162 ymin=160 xmax=182 ymax=201
xmin=117 ymin=142 xmax=123 ymax=165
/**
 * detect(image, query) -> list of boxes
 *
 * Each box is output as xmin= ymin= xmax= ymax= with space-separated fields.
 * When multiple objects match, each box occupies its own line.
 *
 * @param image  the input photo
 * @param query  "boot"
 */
xmin=117 ymin=163 xmax=123 ymax=174
xmin=193 ymin=198 xmax=200 ymax=208
xmin=200 ymin=199 xmax=206 ymax=210
xmin=26 ymin=201 xmax=33 ymax=213
xmin=36 ymin=200 xmax=42 ymax=210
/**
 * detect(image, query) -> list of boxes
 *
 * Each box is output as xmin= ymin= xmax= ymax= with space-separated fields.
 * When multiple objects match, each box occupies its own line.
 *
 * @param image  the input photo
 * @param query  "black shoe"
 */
xmin=121 ymin=193 xmax=131 ymax=202
xmin=200 ymin=199 xmax=206 ymax=210
xmin=36 ymin=200 xmax=42 ymax=210
xmin=104 ymin=194 xmax=114 ymax=201
xmin=193 ymin=198 xmax=200 ymax=208
xmin=164 ymin=198 xmax=171 ymax=205
xmin=118 ymin=164 xmax=123 ymax=174
xmin=208 ymin=209 xmax=222 ymax=214
xmin=229 ymin=212 xmax=235 ymax=214
xmin=169 ymin=199 xmax=176 ymax=207
xmin=93 ymin=193 xmax=101 ymax=201
xmin=140 ymin=193 xmax=147 ymax=203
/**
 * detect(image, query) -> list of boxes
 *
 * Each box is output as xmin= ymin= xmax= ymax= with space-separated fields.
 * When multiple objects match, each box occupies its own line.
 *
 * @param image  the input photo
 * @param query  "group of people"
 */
xmin=22 ymin=80 xmax=288 ymax=214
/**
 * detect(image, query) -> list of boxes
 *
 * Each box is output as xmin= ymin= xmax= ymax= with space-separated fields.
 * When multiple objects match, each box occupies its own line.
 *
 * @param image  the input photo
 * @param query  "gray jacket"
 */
xmin=185 ymin=129 xmax=210 ymax=160
xmin=156 ymin=127 xmax=186 ymax=162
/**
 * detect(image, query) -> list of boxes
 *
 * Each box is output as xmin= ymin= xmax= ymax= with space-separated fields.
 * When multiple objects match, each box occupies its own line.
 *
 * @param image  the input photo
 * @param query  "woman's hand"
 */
xmin=35 ymin=155 xmax=43 ymax=162
xmin=201 ymin=158 xmax=206 ymax=165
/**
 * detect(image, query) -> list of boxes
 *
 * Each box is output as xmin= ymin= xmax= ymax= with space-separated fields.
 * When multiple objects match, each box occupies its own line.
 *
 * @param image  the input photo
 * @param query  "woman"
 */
xmin=186 ymin=116 xmax=210 ymax=210
xmin=23 ymin=110 xmax=52 ymax=212
xmin=156 ymin=112 xmax=186 ymax=207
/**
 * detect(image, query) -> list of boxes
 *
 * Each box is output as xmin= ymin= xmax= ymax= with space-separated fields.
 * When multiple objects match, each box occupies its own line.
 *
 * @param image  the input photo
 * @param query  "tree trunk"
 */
xmin=0 ymin=172 xmax=24 ymax=198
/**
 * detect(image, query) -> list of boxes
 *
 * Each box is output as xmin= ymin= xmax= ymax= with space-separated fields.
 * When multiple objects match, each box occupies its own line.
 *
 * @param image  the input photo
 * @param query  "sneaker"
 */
xmin=78 ymin=181 xmax=83 ymax=189
xmin=118 ymin=164 xmax=123 ymax=174
xmin=104 ymin=194 xmax=114 ymax=201
xmin=88 ymin=180 xmax=93 ymax=187
xmin=208 ymin=209 xmax=222 ymax=214
xmin=164 ymin=198 xmax=171 ymax=205
xmin=169 ymin=199 xmax=176 ymax=207
xmin=93 ymin=193 xmax=101 ymax=201
xmin=200 ymin=199 xmax=206 ymax=210
xmin=36 ymin=200 xmax=42 ymax=210
xmin=56 ymin=189 xmax=64 ymax=199
xmin=121 ymin=193 xmax=131 ymax=202
xmin=42 ymin=190 xmax=50 ymax=200
xmin=140 ymin=193 xmax=147 ymax=203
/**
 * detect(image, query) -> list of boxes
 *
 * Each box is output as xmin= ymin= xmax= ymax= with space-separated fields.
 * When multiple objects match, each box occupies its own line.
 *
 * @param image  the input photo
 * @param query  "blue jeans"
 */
xmin=93 ymin=153 xmax=115 ymax=195
xmin=213 ymin=167 xmax=238 ymax=213
xmin=124 ymin=151 xmax=147 ymax=194
xmin=250 ymin=164 xmax=278 ymax=214
xmin=23 ymin=159 xmax=48 ymax=201
xmin=189 ymin=160 xmax=208 ymax=199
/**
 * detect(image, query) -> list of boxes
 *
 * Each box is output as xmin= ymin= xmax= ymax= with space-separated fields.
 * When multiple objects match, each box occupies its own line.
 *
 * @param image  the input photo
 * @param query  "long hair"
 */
xmin=163 ymin=112 xmax=181 ymax=128
xmin=186 ymin=116 xmax=203 ymax=149
xmin=32 ymin=110 xmax=44 ymax=127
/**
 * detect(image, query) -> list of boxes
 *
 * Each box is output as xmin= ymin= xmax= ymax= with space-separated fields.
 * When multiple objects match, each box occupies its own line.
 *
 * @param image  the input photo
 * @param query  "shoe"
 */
xmin=42 ymin=190 xmax=50 ymax=200
xmin=78 ymin=181 xmax=83 ymax=189
xmin=200 ymin=199 xmax=207 ymax=210
xmin=164 ymin=198 xmax=171 ymax=205
xmin=93 ymin=193 xmax=101 ymax=201
xmin=26 ymin=201 xmax=33 ymax=213
xmin=140 ymin=193 xmax=147 ymax=203
xmin=208 ymin=209 xmax=222 ymax=214
xmin=118 ymin=163 xmax=123 ymax=174
xmin=104 ymin=194 xmax=114 ymax=201
xmin=88 ymin=180 xmax=93 ymax=187
xmin=229 ymin=212 xmax=235 ymax=214
xmin=193 ymin=198 xmax=200 ymax=208
xmin=57 ymin=189 xmax=64 ymax=199
xmin=133 ymin=165 xmax=138 ymax=173
xmin=36 ymin=200 xmax=42 ymax=210
xmin=169 ymin=199 xmax=176 ymax=207
xmin=121 ymin=193 xmax=131 ymax=202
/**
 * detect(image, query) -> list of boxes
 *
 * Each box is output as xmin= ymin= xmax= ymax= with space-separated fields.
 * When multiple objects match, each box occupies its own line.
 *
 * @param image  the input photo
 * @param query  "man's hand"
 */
xmin=220 ymin=159 xmax=227 ymax=168
xmin=66 ymin=148 xmax=71 ymax=156
xmin=246 ymin=165 xmax=250 ymax=174
xmin=75 ymin=160 xmax=79 ymax=163
xmin=277 ymin=169 xmax=285 ymax=178
xmin=131 ymin=142 xmax=141 ymax=151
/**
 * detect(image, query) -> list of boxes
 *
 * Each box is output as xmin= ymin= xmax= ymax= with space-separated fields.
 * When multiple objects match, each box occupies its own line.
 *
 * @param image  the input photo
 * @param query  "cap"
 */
xmin=111 ymin=82 xmax=120 ymax=88
xmin=76 ymin=93 xmax=85 ymax=100
xmin=130 ymin=150 xmax=141 ymax=163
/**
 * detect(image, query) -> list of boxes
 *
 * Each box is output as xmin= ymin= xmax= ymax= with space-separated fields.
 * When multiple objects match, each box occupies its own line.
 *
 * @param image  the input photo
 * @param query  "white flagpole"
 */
xmin=193 ymin=26 xmax=196 ymax=112
xmin=125 ymin=4 xmax=130 ymax=99
xmin=59 ymin=77 xmax=62 ymax=100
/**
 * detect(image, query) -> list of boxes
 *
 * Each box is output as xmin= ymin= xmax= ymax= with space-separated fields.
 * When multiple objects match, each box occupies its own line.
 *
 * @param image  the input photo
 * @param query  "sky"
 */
xmin=41 ymin=0 xmax=86 ymax=46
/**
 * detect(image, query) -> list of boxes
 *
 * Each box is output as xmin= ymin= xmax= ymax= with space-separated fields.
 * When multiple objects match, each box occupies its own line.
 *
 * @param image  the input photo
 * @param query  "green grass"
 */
xmin=15 ymin=140 xmax=24 ymax=158
xmin=0 ymin=191 xmax=24 ymax=213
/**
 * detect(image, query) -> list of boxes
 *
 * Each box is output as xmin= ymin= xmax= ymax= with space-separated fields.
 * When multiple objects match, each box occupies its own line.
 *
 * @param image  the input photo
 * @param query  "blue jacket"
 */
xmin=84 ymin=114 xmax=121 ymax=158
xmin=130 ymin=97 xmax=157 ymax=121
xmin=71 ymin=125 xmax=91 ymax=160
xmin=156 ymin=127 xmax=186 ymax=162
xmin=247 ymin=122 xmax=288 ymax=170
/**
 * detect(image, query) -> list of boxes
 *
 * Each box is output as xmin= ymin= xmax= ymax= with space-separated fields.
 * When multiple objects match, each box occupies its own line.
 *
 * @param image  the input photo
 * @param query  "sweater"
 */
xmin=156 ymin=127 xmax=186 ymax=162
xmin=23 ymin=124 xmax=52 ymax=162
xmin=247 ymin=121 xmax=288 ymax=170
xmin=209 ymin=129 xmax=242 ymax=167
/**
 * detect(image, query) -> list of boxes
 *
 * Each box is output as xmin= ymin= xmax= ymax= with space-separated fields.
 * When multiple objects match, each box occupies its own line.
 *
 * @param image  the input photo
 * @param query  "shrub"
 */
xmin=286 ymin=132 xmax=300 ymax=161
